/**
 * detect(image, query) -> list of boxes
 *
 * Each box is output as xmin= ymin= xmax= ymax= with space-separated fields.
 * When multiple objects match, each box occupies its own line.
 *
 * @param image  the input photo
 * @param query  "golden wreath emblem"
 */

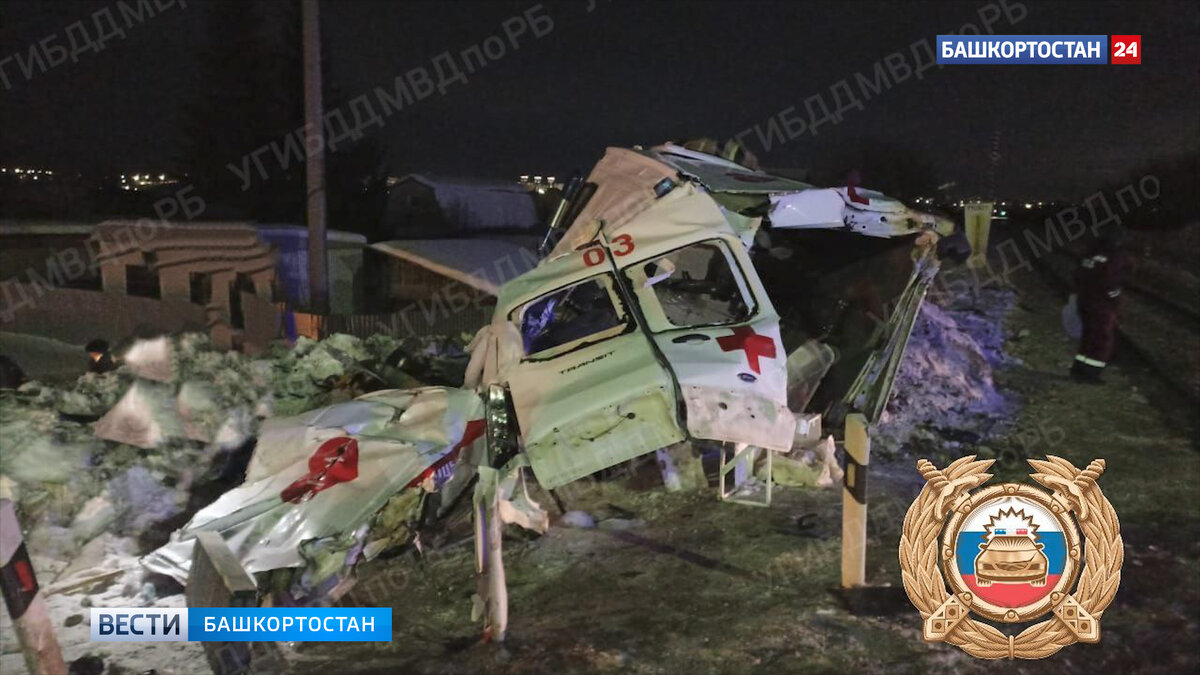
xmin=899 ymin=455 xmax=1123 ymax=660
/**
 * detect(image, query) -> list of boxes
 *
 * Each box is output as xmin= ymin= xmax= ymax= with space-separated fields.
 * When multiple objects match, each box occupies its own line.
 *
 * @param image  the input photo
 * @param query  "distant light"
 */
xmin=536 ymin=188 xmax=546 ymax=194
xmin=1024 ymin=202 xmax=1033 ymax=209
xmin=159 ymin=174 xmax=166 ymax=180
xmin=547 ymin=176 xmax=555 ymax=183
xmin=14 ymin=168 xmax=22 ymax=174
xmin=32 ymin=175 xmax=38 ymax=180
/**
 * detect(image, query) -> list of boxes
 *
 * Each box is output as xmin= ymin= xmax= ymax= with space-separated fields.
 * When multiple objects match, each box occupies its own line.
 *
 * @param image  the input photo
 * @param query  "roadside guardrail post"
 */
xmin=841 ymin=414 xmax=870 ymax=588
xmin=0 ymin=498 xmax=66 ymax=675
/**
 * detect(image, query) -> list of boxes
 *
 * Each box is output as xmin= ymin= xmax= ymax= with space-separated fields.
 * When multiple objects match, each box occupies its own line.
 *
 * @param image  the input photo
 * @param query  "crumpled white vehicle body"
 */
xmin=145 ymin=143 xmax=944 ymax=605
xmin=143 ymin=387 xmax=484 ymax=583
xmin=473 ymin=144 xmax=944 ymax=490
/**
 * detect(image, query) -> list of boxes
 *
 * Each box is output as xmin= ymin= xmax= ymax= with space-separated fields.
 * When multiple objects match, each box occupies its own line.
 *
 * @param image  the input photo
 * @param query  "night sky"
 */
xmin=2 ymin=0 xmax=1198 ymax=199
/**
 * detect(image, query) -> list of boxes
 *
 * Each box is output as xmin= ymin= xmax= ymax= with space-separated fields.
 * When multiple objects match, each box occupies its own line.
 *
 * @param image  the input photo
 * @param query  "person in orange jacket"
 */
xmin=1070 ymin=225 xmax=1128 ymax=383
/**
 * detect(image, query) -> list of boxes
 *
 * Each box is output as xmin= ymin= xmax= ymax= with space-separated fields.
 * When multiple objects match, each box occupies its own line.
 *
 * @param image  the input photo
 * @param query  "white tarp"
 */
xmin=143 ymin=387 xmax=484 ymax=583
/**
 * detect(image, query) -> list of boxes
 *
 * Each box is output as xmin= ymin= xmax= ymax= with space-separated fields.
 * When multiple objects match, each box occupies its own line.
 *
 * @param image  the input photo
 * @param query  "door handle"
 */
xmin=671 ymin=333 xmax=711 ymax=344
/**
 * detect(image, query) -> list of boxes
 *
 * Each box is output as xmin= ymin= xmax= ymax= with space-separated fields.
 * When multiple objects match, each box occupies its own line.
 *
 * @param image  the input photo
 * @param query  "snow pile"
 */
xmin=0 ymin=330 xmax=466 ymax=673
xmin=875 ymin=285 xmax=1017 ymax=458
xmin=0 ymin=332 xmax=470 ymax=555
xmin=0 ymin=534 xmax=209 ymax=674
xmin=55 ymin=369 xmax=131 ymax=417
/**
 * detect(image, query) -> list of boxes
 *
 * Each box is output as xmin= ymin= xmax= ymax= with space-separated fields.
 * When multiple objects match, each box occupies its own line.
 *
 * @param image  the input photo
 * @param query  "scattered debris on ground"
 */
xmin=0 ymin=331 xmax=468 ymax=672
xmin=0 ymin=261 xmax=1060 ymax=674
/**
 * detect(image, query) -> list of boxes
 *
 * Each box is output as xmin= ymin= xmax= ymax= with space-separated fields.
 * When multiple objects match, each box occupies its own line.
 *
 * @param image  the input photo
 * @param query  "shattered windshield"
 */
xmin=624 ymin=239 xmax=755 ymax=330
xmin=515 ymin=275 xmax=629 ymax=358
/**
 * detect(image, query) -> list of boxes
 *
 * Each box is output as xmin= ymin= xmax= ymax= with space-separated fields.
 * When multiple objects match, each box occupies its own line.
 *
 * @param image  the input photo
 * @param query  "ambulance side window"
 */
xmin=514 ymin=275 xmax=629 ymax=358
xmin=626 ymin=240 xmax=756 ymax=330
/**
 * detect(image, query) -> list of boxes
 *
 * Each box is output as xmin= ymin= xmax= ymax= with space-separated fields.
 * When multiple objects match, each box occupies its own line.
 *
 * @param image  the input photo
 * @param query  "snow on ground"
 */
xmin=874 ymin=280 xmax=1018 ymax=460
xmin=0 ymin=536 xmax=208 ymax=674
xmin=0 ymin=331 xmax=467 ymax=673
xmin=0 ymin=330 xmax=87 ymax=384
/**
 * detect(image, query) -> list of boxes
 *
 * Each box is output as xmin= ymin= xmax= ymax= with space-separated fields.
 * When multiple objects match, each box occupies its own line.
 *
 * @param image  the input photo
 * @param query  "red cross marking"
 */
xmin=716 ymin=325 xmax=777 ymax=374
xmin=280 ymin=437 xmax=360 ymax=504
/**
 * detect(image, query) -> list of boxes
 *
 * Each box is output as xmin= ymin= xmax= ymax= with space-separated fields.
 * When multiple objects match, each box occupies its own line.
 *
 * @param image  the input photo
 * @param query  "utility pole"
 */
xmin=302 ymin=0 xmax=328 ymax=314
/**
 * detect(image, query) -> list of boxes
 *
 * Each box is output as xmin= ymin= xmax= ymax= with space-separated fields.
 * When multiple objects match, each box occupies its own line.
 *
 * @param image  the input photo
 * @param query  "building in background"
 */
xmin=1 ymin=222 xmax=281 ymax=352
xmin=0 ymin=221 xmax=97 ymax=289
xmin=90 ymin=222 xmax=278 ymax=349
xmin=382 ymin=174 xmax=540 ymax=239
xmin=255 ymin=224 xmax=367 ymax=313
xmin=365 ymin=238 xmax=539 ymax=335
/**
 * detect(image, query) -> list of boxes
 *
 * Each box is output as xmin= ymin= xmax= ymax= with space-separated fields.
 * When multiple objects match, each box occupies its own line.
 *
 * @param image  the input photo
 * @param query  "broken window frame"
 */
xmin=509 ymin=272 xmax=635 ymax=362
xmin=620 ymin=237 xmax=760 ymax=333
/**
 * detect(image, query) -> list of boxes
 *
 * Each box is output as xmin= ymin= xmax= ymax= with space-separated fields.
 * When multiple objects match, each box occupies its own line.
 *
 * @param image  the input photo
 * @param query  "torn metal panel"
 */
xmin=841 ymin=246 xmax=940 ymax=421
xmin=759 ymin=434 xmax=842 ymax=488
xmin=548 ymin=147 xmax=679 ymax=258
xmin=766 ymin=188 xmax=846 ymax=231
xmin=464 ymin=321 xmax=523 ymax=391
xmin=770 ymin=186 xmax=954 ymax=238
xmin=494 ymin=464 xmax=549 ymax=534
xmin=646 ymin=143 xmax=813 ymax=194
xmin=681 ymin=385 xmax=794 ymax=452
xmin=786 ymin=340 xmax=837 ymax=412
xmin=142 ymin=387 xmax=484 ymax=584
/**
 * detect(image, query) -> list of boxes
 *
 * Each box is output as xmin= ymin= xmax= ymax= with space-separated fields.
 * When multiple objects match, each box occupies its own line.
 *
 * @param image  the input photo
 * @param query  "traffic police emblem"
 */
xmin=899 ymin=455 xmax=1123 ymax=659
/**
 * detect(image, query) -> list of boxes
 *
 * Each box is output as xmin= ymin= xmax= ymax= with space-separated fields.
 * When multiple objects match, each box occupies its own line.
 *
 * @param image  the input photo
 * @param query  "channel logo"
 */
xmin=92 ymin=609 xmax=188 ymax=642
xmin=937 ymin=35 xmax=1136 ymax=65
xmin=90 ymin=607 xmax=392 ymax=642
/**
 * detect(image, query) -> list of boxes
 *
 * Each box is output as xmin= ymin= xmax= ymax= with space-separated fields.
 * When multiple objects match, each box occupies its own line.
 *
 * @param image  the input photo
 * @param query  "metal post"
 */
xmin=841 ymin=414 xmax=870 ymax=588
xmin=187 ymin=532 xmax=282 ymax=674
xmin=473 ymin=470 xmax=508 ymax=642
xmin=0 ymin=499 xmax=66 ymax=675
xmin=302 ymin=0 xmax=328 ymax=314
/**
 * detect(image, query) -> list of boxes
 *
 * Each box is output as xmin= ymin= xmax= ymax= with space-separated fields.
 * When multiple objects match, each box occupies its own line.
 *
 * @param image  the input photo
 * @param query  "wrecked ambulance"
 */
xmin=147 ymin=143 xmax=948 ymax=639
xmin=472 ymin=143 xmax=947 ymax=487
